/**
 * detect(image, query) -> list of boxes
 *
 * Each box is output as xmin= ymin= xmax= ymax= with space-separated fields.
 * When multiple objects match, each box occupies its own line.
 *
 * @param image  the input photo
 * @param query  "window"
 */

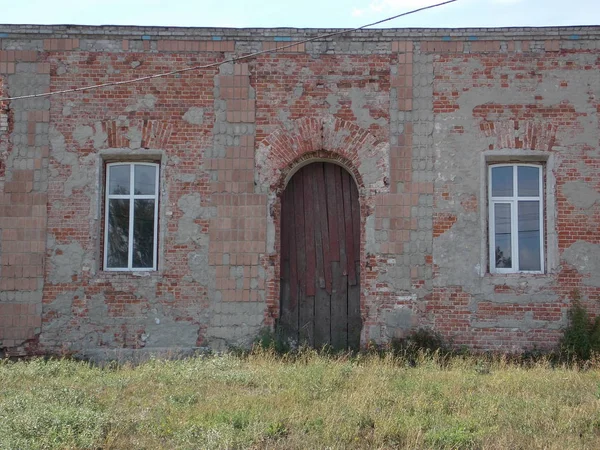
xmin=488 ymin=164 xmax=543 ymax=274
xmin=104 ymin=162 xmax=159 ymax=271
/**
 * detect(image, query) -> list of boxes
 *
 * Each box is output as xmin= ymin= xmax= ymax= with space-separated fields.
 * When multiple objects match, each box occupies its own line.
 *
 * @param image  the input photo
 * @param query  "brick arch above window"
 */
xmin=86 ymin=119 xmax=173 ymax=150
xmin=255 ymin=115 xmax=389 ymax=196
xmin=480 ymin=120 xmax=558 ymax=152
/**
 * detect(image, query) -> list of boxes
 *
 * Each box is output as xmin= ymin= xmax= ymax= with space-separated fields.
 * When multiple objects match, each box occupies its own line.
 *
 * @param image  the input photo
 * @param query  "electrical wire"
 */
xmin=0 ymin=0 xmax=457 ymax=102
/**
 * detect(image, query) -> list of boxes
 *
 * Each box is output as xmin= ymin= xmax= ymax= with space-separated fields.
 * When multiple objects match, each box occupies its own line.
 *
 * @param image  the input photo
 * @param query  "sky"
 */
xmin=2 ymin=0 xmax=599 ymax=29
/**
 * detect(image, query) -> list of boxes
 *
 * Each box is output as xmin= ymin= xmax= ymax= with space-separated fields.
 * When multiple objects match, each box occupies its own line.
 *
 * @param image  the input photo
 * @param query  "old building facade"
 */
xmin=0 ymin=25 xmax=598 ymax=357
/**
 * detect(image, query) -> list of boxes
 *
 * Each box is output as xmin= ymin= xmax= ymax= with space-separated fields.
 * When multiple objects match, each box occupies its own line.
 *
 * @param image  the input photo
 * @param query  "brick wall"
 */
xmin=430 ymin=38 xmax=600 ymax=349
xmin=0 ymin=25 xmax=598 ymax=356
xmin=0 ymin=47 xmax=49 ymax=353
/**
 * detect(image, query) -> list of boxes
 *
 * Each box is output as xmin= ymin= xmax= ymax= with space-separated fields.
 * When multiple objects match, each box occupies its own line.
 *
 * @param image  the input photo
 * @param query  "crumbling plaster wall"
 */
xmin=0 ymin=27 xmax=599 ymax=356
xmin=430 ymin=40 xmax=600 ymax=350
xmin=40 ymin=49 xmax=227 ymax=355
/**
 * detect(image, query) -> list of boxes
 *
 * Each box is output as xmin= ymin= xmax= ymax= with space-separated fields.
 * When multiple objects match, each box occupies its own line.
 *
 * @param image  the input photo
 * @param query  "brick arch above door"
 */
xmin=258 ymin=117 xmax=385 ymax=337
xmin=255 ymin=115 xmax=390 ymax=196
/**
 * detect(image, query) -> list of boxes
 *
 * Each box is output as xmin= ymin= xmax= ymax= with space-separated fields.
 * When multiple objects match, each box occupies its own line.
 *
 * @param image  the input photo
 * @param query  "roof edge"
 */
xmin=1 ymin=24 xmax=600 ymax=40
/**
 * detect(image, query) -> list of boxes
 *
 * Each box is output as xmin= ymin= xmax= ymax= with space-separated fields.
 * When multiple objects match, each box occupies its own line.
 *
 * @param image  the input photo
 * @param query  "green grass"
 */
xmin=1 ymin=350 xmax=599 ymax=449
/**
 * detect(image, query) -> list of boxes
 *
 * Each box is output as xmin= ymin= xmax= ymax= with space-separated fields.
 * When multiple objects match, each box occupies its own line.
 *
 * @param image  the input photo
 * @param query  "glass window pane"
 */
xmin=134 ymin=165 xmax=157 ymax=195
xmin=518 ymin=201 xmax=541 ymax=271
xmin=107 ymin=199 xmax=130 ymax=268
xmin=491 ymin=166 xmax=513 ymax=197
xmin=109 ymin=165 xmax=130 ymax=195
xmin=494 ymin=203 xmax=512 ymax=269
xmin=133 ymin=199 xmax=155 ymax=268
xmin=518 ymin=166 xmax=540 ymax=197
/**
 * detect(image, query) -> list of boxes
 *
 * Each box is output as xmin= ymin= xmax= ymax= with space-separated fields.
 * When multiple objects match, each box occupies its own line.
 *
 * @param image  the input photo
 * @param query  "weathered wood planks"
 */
xmin=279 ymin=162 xmax=362 ymax=350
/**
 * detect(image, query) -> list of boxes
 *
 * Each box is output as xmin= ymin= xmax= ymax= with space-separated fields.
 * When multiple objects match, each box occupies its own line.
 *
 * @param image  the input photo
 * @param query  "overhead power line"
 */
xmin=0 ymin=0 xmax=457 ymax=102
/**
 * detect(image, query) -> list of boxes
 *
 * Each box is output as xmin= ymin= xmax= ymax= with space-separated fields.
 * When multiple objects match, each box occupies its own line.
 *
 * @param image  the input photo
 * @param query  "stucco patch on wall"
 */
xmin=562 ymin=181 xmax=600 ymax=210
xmin=182 ymin=107 xmax=204 ymax=125
xmin=562 ymin=241 xmax=600 ymax=287
xmin=125 ymin=94 xmax=157 ymax=112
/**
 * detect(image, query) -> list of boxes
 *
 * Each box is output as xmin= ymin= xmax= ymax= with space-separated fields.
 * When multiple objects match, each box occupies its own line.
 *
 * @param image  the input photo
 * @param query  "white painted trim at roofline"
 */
xmin=478 ymin=150 xmax=557 ymax=277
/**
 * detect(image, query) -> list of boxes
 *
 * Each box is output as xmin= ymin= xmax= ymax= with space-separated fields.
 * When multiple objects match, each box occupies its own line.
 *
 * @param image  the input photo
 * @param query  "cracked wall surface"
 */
xmin=430 ymin=40 xmax=600 ymax=350
xmin=0 ymin=26 xmax=599 ymax=356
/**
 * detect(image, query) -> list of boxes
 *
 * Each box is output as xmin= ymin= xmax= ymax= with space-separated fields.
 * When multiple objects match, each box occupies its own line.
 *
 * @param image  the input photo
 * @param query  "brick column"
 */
xmin=364 ymin=40 xmax=436 ymax=343
xmin=203 ymin=61 xmax=267 ymax=346
xmin=0 ymin=49 xmax=50 ymax=353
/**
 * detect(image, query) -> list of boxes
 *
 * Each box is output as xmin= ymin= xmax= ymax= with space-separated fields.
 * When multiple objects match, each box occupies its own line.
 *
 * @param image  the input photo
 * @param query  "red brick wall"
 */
xmin=40 ymin=50 xmax=219 ymax=351
xmin=430 ymin=40 xmax=600 ymax=350
xmin=0 ymin=28 xmax=598 ymax=355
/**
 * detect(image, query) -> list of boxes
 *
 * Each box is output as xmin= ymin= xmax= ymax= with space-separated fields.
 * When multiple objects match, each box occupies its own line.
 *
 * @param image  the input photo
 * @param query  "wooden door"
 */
xmin=279 ymin=162 xmax=361 ymax=350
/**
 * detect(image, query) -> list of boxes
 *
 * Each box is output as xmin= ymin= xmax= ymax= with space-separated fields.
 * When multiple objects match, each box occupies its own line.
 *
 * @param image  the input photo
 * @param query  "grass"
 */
xmin=1 ymin=350 xmax=599 ymax=449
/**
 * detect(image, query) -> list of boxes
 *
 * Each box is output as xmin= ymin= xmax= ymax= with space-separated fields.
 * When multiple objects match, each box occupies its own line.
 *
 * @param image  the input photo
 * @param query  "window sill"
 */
xmin=482 ymin=272 xmax=555 ymax=288
xmin=484 ymin=272 xmax=551 ymax=278
xmin=91 ymin=270 xmax=163 ymax=282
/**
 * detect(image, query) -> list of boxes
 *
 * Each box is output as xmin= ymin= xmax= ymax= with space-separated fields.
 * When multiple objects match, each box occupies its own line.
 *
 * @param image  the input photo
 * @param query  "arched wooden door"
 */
xmin=279 ymin=162 xmax=362 ymax=350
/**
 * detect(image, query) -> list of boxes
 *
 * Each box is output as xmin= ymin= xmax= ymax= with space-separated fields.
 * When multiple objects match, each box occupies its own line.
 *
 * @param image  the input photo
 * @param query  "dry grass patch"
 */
xmin=0 ymin=351 xmax=599 ymax=449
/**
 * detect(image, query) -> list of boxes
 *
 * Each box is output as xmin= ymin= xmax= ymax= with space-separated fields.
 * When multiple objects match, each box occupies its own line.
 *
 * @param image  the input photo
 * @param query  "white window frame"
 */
xmin=104 ymin=162 xmax=159 ymax=271
xmin=488 ymin=163 xmax=544 ymax=274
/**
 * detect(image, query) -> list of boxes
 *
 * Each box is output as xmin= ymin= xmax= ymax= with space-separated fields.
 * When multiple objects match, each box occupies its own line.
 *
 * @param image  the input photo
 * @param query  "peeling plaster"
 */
xmin=325 ymin=93 xmax=341 ymax=114
xmin=176 ymin=193 xmax=216 ymax=245
xmin=183 ymin=107 xmax=205 ymax=125
xmin=433 ymin=216 xmax=482 ymax=288
xmin=73 ymin=125 xmax=93 ymax=146
xmin=349 ymin=87 xmax=387 ymax=129
xmin=471 ymin=311 xmax=566 ymax=331
xmin=125 ymin=94 xmax=157 ymax=112
xmin=188 ymin=250 xmax=211 ymax=286
xmin=48 ymin=242 xmax=87 ymax=284
xmin=62 ymin=101 xmax=74 ymax=117
xmin=49 ymin=127 xmax=96 ymax=197
xmin=562 ymin=181 xmax=600 ymax=210
xmin=382 ymin=304 xmax=417 ymax=339
xmin=562 ymin=241 xmax=600 ymax=287
xmin=91 ymin=122 xmax=108 ymax=150
xmin=125 ymin=126 xmax=143 ymax=149
xmin=365 ymin=214 xmax=377 ymax=254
